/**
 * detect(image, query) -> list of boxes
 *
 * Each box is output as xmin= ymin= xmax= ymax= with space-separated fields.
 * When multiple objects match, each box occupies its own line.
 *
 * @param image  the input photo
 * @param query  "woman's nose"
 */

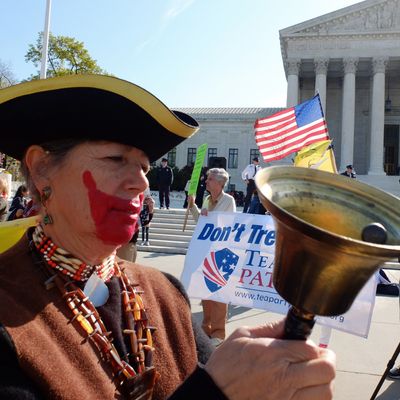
xmin=123 ymin=166 xmax=149 ymax=193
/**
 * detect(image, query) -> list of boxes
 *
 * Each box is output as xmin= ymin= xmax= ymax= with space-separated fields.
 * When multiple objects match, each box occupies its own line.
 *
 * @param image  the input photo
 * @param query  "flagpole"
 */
xmin=40 ymin=0 xmax=52 ymax=79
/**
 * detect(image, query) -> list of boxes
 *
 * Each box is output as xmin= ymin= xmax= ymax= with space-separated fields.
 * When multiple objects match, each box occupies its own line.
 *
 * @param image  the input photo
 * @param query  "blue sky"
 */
xmin=0 ymin=0 xmax=360 ymax=107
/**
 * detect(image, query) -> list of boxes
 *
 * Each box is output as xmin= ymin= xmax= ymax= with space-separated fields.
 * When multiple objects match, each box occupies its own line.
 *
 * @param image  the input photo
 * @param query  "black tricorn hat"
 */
xmin=0 ymin=74 xmax=199 ymax=162
xmin=346 ymin=164 xmax=353 ymax=169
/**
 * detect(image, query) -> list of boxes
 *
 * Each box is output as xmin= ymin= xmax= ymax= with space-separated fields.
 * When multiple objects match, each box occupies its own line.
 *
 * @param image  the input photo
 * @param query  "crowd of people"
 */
xmin=0 ymin=178 xmax=33 ymax=222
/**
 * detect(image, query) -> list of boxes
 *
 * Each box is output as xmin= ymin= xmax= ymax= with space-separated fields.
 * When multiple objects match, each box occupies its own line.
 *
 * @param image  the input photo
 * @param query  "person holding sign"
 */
xmin=0 ymin=76 xmax=335 ymax=400
xmin=189 ymin=168 xmax=236 ymax=346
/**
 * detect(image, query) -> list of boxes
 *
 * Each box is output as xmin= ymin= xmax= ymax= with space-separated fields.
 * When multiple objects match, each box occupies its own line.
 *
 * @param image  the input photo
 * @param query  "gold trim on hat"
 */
xmin=0 ymin=74 xmax=198 ymax=139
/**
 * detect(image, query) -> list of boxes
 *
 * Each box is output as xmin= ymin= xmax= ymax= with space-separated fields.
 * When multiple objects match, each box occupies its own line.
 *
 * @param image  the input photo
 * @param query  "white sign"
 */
xmin=181 ymin=212 xmax=377 ymax=338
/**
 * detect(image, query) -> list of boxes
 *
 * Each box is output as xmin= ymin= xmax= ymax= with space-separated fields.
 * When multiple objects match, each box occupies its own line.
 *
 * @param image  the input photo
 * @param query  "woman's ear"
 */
xmin=24 ymin=145 xmax=50 ymax=190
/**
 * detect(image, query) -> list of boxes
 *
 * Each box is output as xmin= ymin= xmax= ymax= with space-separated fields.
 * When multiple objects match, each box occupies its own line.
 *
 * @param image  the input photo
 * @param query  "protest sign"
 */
xmin=188 ymin=143 xmax=208 ymax=196
xmin=181 ymin=212 xmax=377 ymax=338
xmin=183 ymin=143 xmax=208 ymax=231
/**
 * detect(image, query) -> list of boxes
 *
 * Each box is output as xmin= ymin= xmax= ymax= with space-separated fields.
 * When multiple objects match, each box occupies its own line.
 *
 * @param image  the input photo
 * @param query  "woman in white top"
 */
xmin=189 ymin=168 xmax=236 ymax=346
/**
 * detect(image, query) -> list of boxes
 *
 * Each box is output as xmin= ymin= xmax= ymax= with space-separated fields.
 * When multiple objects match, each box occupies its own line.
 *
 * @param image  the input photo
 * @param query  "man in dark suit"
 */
xmin=156 ymin=158 xmax=173 ymax=209
xmin=340 ymin=164 xmax=356 ymax=178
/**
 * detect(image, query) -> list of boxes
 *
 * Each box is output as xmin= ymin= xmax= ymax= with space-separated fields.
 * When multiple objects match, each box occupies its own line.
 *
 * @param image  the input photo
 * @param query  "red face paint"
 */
xmin=83 ymin=170 xmax=142 ymax=245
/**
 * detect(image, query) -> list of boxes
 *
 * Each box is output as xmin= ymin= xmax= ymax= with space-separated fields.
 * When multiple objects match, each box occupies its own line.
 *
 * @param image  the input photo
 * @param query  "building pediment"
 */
xmin=280 ymin=0 xmax=400 ymax=38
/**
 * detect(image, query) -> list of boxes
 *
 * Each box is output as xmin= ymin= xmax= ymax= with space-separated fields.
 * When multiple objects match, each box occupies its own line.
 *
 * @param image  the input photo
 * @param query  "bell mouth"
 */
xmin=255 ymin=166 xmax=400 ymax=258
xmin=255 ymin=166 xmax=400 ymax=316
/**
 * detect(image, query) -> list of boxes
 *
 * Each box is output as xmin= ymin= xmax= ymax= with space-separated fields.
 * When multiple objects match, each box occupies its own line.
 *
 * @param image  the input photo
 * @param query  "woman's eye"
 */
xmin=106 ymin=156 xmax=124 ymax=162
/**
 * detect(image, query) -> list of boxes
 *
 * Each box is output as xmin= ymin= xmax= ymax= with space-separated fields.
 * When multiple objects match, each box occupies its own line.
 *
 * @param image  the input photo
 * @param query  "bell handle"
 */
xmin=283 ymin=307 xmax=316 ymax=340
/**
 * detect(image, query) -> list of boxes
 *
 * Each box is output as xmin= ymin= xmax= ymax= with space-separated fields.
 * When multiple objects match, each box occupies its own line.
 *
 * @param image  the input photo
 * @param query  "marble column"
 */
xmin=314 ymin=58 xmax=329 ymax=113
xmin=286 ymin=58 xmax=301 ymax=107
xmin=368 ymin=57 xmax=388 ymax=175
xmin=340 ymin=58 xmax=358 ymax=172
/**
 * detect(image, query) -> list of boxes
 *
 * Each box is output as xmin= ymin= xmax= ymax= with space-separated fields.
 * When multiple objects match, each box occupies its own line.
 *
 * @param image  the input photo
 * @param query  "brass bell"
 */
xmin=255 ymin=166 xmax=400 ymax=338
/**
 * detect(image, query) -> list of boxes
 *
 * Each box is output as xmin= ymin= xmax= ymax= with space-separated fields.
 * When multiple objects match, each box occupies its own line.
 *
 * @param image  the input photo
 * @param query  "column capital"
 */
xmin=372 ymin=57 xmax=389 ymax=74
xmin=343 ymin=57 xmax=359 ymax=74
xmin=286 ymin=58 xmax=301 ymax=75
xmin=314 ymin=58 xmax=329 ymax=74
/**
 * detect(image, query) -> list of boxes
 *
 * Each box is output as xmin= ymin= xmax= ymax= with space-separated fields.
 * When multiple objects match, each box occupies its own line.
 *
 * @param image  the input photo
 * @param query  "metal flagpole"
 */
xmin=40 ymin=0 xmax=52 ymax=79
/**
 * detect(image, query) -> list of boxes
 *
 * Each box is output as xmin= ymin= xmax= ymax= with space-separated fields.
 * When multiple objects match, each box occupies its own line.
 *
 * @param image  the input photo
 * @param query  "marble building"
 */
xmin=281 ymin=0 xmax=400 ymax=175
xmin=171 ymin=107 xmax=282 ymax=192
xmin=160 ymin=0 xmax=400 ymax=194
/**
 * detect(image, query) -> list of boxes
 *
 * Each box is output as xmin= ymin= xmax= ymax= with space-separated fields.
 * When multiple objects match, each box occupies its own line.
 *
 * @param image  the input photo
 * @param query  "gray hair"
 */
xmin=207 ymin=168 xmax=229 ymax=187
xmin=20 ymin=138 xmax=88 ymax=203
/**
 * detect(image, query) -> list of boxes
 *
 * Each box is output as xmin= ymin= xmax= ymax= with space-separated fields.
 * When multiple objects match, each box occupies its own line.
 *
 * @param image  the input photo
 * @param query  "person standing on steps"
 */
xmin=156 ymin=158 xmax=173 ymax=209
xmin=340 ymin=164 xmax=356 ymax=178
xmin=140 ymin=195 xmax=154 ymax=246
xmin=241 ymin=156 xmax=261 ymax=213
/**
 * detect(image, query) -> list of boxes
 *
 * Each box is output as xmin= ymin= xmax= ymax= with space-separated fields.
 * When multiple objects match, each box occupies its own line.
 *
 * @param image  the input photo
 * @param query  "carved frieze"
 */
xmin=286 ymin=35 xmax=400 ymax=54
xmin=287 ymin=39 xmax=352 ymax=53
xmin=293 ymin=0 xmax=400 ymax=35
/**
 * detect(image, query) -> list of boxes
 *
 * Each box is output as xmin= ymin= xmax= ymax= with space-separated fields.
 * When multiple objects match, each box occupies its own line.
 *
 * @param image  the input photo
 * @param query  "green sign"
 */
xmin=188 ymin=143 xmax=208 ymax=195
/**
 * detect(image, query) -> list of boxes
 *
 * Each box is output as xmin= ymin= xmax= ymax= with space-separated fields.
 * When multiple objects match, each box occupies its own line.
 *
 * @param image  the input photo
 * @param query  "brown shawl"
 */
xmin=0 ymin=234 xmax=197 ymax=399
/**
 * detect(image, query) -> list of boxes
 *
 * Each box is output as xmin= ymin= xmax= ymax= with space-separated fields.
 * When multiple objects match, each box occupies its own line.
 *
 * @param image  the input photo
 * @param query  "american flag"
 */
xmin=254 ymin=94 xmax=329 ymax=162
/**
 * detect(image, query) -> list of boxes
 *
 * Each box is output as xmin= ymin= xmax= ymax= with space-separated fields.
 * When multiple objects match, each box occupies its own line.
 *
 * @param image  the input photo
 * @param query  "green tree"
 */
xmin=0 ymin=59 xmax=17 ymax=88
xmin=0 ymin=60 xmax=19 ymax=178
xmin=25 ymin=32 xmax=107 ymax=79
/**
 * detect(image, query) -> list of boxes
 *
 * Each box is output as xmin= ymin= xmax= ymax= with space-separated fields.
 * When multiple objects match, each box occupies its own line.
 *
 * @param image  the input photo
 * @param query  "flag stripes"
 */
xmin=254 ymin=95 xmax=329 ymax=162
xmin=202 ymin=253 xmax=227 ymax=287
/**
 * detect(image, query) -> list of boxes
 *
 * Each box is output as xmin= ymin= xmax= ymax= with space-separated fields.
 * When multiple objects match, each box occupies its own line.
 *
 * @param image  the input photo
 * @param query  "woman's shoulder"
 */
xmin=222 ymin=192 xmax=236 ymax=203
xmin=224 ymin=192 xmax=235 ymax=199
xmin=123 ymin=261 xmax=175 ymax=284
xmin=120 ymin=261 xmax=190 ymax=305
xmin=10 ymin=196 xmax=23 ymax=206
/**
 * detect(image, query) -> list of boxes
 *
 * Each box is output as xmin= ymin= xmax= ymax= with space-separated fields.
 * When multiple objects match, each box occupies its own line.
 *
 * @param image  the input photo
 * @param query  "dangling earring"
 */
xmin=41 ymin=186 xmax=53 ymax=225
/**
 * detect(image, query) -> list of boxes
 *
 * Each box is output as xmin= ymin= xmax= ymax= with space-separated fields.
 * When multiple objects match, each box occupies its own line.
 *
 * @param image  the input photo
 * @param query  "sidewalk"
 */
xmin=137 ymin=250 xmax=400 ymax=400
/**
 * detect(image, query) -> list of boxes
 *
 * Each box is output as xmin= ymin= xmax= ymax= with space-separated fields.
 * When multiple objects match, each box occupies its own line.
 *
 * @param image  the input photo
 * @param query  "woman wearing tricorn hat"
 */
xmin=0 ymin=75 xmax=335 ymax=400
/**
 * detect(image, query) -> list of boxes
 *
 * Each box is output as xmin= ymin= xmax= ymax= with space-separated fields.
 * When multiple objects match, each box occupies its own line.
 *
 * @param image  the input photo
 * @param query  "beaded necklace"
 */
xmin=31 ymin=226 xmax=158 ymax=399
xmin=33 ymin=224 xmax=115 ymax=282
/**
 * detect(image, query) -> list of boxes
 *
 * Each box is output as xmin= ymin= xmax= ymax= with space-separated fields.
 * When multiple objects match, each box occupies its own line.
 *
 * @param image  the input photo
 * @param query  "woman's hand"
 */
xmin=200 ymin=208 xmax=208 ymax=216
xmin=187 ymin=195 xmax=196 ymax=208
xmin=204 ymin=320 xmax=336 ymax=400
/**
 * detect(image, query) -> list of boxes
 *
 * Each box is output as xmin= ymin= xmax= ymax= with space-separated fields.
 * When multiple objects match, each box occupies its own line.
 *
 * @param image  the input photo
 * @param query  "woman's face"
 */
xmin=206 ymin=174 xmax=223 ymax=193
xmin=44 ymin=141 xmax=149 ymax=246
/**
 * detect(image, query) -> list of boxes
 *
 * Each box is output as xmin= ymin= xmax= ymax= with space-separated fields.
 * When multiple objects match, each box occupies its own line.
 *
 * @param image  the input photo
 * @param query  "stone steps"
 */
xmin=137 ymin=208 xmax=196 ymax=254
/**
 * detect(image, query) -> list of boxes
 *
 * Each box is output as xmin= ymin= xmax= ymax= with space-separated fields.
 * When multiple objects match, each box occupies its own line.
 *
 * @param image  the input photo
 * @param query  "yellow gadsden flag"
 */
xmin=0 ymin=216 xmax=39 ymax=253
xmin=294 ymin=139 xmax=337 ymax=173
